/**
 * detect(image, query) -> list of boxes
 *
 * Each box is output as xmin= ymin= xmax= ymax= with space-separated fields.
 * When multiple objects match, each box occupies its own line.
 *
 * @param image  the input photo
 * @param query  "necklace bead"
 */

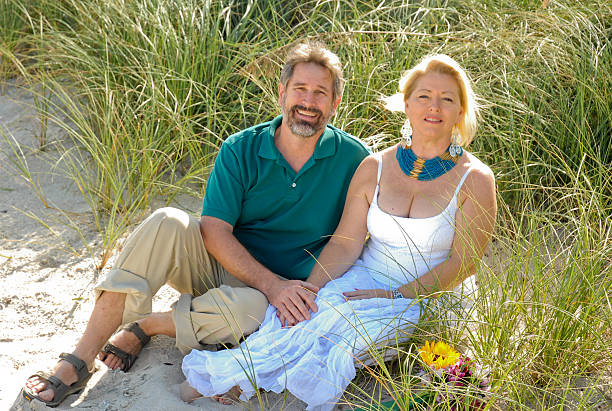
xmin=396 ymin=142 xmax=462 ymax=181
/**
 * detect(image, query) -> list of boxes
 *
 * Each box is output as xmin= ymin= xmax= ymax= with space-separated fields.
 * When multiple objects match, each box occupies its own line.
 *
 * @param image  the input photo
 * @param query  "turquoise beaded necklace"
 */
xmin=396 ymin=143 xmax=463 ymax=181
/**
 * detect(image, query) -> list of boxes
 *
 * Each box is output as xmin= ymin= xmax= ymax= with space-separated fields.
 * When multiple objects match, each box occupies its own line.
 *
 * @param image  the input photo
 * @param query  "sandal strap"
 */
xmin=46 ymin=374 xmax=69 ymax=395
xmin=59 ymin=353 xmax=90 ymax=382
xmin=122 ymin=322 xmax=151 ymax=347
xmin=102 ymin=343 xmax=136 ymax=370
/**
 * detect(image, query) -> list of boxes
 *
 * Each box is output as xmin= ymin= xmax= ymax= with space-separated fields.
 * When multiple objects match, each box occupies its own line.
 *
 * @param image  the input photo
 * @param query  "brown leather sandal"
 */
xmin=22 ymin=352 xmax=94 ymax=407
xmin=100 ymin=321 xmax=151 ymax=371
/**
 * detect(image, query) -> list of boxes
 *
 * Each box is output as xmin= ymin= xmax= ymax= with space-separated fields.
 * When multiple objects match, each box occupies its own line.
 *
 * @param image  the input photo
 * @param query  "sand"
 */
xmin=0 ymin=80 xmax=340 ymax=411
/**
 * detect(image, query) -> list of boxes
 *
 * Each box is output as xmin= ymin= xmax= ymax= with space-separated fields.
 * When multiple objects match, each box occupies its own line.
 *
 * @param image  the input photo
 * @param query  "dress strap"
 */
xmin=374 ymin=152 xmax=383 ymax=184
xmin=452 ymin=166 xmax=473 ymax=200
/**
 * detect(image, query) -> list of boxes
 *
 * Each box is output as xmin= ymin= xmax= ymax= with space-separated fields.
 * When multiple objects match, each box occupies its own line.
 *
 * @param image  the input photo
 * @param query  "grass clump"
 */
xmin=0 ymin=0 xmax=610 ymax=408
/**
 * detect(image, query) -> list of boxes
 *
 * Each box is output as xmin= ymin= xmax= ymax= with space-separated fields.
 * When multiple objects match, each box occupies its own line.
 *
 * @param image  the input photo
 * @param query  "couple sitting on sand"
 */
xmin=22 ymin=41 xmax=496 ymax=410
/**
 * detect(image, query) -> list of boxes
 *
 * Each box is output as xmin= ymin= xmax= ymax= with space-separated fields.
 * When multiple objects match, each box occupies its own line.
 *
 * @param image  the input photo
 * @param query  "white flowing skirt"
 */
xmin=182 ymin=262 xmax=424 ymax=411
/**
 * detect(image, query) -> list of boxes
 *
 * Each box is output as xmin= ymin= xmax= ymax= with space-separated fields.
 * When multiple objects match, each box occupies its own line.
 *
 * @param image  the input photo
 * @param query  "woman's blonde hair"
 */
xmin=384 ymin=54 xmax=479 ymax=145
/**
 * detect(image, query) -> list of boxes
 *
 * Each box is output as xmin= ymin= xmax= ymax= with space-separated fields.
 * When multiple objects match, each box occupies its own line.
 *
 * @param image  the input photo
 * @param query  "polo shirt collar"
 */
xmin=314 ymin=126 xmax=336 ymax=159
xmin=258 ymin=116 xmax=282 ymax=160
xmin=258 ymin=115 xmax=337 ymax=160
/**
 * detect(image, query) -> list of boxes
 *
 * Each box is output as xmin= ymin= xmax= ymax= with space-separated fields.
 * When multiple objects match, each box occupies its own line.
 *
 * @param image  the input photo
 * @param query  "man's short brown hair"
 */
xmin=280 ymin=41 xmax=344 ymax=100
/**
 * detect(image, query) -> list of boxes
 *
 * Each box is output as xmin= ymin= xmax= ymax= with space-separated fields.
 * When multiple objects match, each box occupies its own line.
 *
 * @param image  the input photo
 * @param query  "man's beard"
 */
xmin=282 ymin=98 xmax=333 ymax=138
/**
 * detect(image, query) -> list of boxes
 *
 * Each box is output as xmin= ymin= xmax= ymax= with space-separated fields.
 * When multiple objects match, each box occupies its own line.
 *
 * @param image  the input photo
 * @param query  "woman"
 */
xmin=180 ymin=54 xmax=496 ymax=410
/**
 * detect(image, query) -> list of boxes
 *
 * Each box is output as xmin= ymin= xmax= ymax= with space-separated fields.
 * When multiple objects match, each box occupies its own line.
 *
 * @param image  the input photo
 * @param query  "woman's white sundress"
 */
xmin=182 ymin=154 xmax=474 ymax=411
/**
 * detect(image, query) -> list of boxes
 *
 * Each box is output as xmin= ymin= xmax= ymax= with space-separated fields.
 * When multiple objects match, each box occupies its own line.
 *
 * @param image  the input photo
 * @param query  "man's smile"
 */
xmin=293 ymin=105 xmax=322 ymax=121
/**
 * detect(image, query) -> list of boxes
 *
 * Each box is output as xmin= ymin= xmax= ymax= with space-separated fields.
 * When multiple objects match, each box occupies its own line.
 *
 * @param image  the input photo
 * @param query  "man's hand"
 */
xmin=266 ymin=278 xmax=319 ymax=327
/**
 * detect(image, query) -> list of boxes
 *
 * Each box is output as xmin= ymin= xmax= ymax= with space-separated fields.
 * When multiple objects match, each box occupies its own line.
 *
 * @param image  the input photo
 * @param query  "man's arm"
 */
xmin=275 ymin=156 xmax=376 ymax=326
xmin=200 ymin=215 xmax=319 ymax=326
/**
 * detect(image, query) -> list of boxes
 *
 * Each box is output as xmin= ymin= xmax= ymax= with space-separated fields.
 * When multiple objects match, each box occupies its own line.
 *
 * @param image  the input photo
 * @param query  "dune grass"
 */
xmin=1 ymin=0 xmax=610 ymax=408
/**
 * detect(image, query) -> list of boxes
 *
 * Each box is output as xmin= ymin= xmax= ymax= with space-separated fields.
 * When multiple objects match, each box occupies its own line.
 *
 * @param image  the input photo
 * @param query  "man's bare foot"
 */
xmin=213 ymin=386 xmax=242 ymax=405
xmin=179 ymin=381 xmax=242 ymax=405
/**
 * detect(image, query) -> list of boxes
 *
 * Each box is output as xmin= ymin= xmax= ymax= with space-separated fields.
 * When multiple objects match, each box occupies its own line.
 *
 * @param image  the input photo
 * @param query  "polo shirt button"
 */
xmin=291 ymin=182 xmax=297 ymax=188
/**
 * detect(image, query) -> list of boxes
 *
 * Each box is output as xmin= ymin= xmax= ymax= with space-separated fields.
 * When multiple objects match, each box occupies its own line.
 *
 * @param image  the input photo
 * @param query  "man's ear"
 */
xmin=278 ymin=83 xmax=285 ymax=107
xmin=332 ymin=95 xmax=342 ymax=116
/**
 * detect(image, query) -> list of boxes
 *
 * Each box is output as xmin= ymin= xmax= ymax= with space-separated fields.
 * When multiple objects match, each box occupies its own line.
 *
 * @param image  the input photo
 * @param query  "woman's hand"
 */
xmin=343 ymin=289 xmax=392 ymax=300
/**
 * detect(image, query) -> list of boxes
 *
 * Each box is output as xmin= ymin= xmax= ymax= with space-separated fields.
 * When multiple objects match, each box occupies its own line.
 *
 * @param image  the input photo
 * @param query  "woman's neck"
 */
xmin=409 ymin=136 xmax=450 ymax=159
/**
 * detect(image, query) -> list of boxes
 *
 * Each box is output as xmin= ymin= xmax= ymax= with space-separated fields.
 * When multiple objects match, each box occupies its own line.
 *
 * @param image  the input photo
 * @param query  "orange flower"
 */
xmin=419 ymin=340 xmax=461 ymax=369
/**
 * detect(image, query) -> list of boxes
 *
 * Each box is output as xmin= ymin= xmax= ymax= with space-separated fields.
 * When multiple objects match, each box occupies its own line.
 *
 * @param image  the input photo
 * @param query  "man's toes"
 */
xmin=24 ymin=380 xmax=54 ymax=402
xmin=24 ymin=377 xmax=36 ymax=389
xmin=111 ymin=356 xmax=124 ymax=370
xmin=32 ymin=380 xmax=46 ymax=392
xmin=37 ymin=387 xmax=55 ymax=402
xmin=104 ymin=355 xmax=121 ymax=370
xmin=27 ymin=377 xmax=45 ymax=392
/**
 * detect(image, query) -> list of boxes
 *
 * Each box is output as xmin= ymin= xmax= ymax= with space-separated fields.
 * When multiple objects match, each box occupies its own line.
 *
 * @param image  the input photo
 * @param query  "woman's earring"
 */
xmin=400 ymin=119 xmax=412 ymax=149
xmin=450 ymin=126 xmax=462 ymax=157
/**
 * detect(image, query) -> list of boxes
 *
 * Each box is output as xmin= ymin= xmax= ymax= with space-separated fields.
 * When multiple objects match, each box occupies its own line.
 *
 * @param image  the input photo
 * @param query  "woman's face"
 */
xmin=404 ymin=72 xmax=463 ymax=143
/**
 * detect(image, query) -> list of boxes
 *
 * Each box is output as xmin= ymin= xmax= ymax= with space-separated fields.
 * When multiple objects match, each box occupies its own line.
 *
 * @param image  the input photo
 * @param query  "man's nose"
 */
xmin=301 ymin=91 xmax=316 ymax=106
xmin=302 ymin=92 xmax=314 ymax=107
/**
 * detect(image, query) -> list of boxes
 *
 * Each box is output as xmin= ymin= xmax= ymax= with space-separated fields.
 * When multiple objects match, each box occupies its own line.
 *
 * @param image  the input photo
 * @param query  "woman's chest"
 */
xmin=377 ymin=177 xmax=459 ymax=219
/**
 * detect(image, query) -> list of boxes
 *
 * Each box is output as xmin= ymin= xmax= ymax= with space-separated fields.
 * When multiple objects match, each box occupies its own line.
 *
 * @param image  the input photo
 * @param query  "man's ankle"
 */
xmin=139 ymin=312 xmax=175 ymax=338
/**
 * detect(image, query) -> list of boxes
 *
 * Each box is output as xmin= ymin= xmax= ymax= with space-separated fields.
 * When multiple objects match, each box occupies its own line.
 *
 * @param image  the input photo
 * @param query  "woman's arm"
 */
xmin=400 ymin=165 xmax=496 ymax=298
xmin=278 ymin=156 xmax=377 ymax=326
xmin=306 ymin=155 xmax=379 ymax=289
xmin=345 ymin=163 xmax=497 ymax=300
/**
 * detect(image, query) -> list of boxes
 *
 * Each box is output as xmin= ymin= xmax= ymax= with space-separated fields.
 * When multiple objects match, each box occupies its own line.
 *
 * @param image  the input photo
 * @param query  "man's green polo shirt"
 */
xmin=202 ymin=115 xmax=370 ymax=280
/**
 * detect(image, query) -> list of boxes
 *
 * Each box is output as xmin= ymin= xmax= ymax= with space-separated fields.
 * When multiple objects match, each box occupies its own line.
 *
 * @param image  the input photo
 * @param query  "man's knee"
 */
xmin=184 ymin=287 xmax=268 ymax=347
xmin=147 ymin=207 xmax=192 ymax=234
xmin=209 ymin=286 xmax=268 ymax=334
xmin=224 ymin=287 xmax=268 ymax=334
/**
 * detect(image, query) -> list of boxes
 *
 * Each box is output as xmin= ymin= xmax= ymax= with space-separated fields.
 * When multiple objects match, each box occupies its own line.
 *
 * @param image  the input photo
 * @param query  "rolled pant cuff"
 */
xmin=94 ymin=267 xmax=153 ymax=325
xmin=172 ymin=293 xmax=207 ymax=355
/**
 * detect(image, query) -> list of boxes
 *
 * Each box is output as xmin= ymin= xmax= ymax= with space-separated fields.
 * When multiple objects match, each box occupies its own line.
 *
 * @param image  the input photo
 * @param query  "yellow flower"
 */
xmin=419 ymin=340 xmax=461 ymax=369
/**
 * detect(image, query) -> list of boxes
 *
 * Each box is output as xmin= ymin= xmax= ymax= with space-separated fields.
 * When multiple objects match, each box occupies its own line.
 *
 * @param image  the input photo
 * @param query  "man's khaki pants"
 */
xmin=94 ymin=207 xmax=268 ymax=354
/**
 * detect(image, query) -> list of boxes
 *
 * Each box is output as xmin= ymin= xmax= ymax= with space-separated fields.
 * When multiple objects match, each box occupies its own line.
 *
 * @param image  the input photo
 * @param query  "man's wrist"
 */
xmin=259 ymin=273 xmax=282 ymax=297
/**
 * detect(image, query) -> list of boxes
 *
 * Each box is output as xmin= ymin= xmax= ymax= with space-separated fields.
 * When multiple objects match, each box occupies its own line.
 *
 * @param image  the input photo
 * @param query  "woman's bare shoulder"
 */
xmin=351 ymin=153 xmax=379 ymax=185
xmin=350 ymin=152 xmax=384 ymax=202
xmin=460 ymin=152 xmax=496 ymax=206
xmin=463 ymin=151 xmax=495 ymax=183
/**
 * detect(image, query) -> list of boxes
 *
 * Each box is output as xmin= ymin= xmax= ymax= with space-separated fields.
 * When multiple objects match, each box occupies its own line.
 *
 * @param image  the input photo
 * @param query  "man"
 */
xmin=22 ymin=41 xmax=369 ymax=406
